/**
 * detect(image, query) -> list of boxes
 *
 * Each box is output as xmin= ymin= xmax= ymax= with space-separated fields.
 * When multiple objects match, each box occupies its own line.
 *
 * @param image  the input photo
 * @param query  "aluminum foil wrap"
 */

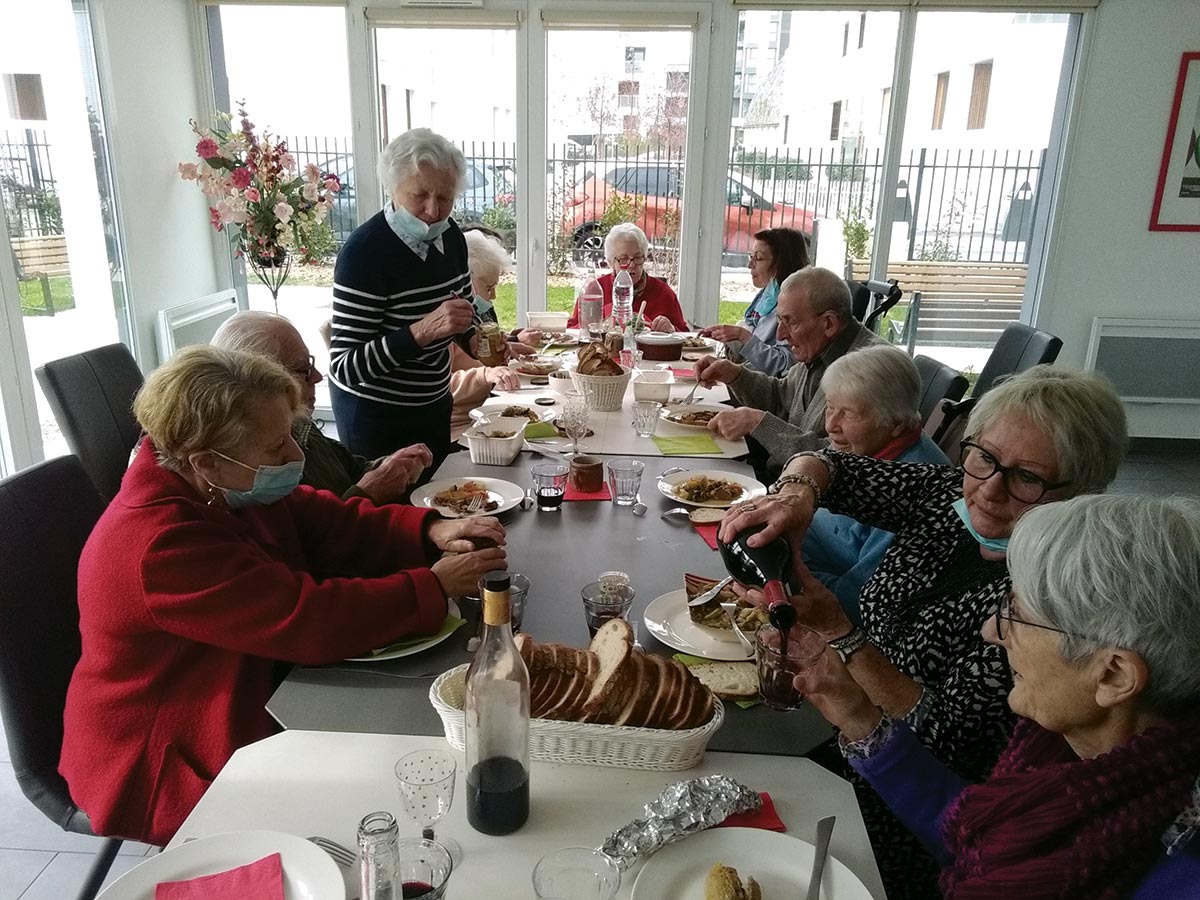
xmin=599 ymin=775 xmax=761 ymax=870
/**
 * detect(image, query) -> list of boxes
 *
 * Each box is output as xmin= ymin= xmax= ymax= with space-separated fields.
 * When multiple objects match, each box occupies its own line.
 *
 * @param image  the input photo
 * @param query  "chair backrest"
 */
xmin=914 ymin=354 xmax=969 ymax=427
xmin=973 ymin=322 xmax=1063 ymax=399
xmin=848 ymin=279 xmax=903 ymax=334
xmin=847 ymin=280 xmax=873 ymax=322
xmin=0 ymin=456 xmax=106 ymax=832
xmin=35 ymin=343 xmax=144 ymax=500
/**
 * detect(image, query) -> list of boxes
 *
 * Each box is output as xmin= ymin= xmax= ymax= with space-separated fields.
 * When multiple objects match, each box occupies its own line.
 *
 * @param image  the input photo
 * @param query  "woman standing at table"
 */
xmin=565 ymin=222 xmax=687 ymax=332
xmin=328 ymin=127 xmax=475 ymax=466
xmin=60 ymin=345 xmax=506 ymax=846
xmin=700 ymin=227 xmax=810 ymax=376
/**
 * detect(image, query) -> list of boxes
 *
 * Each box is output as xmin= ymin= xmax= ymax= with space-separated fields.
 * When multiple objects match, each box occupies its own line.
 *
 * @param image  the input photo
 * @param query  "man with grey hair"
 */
xmin=695 ymin=266 xmax=883 ymax=474
xmin=213 ymin=311 xmax=432 ymax=504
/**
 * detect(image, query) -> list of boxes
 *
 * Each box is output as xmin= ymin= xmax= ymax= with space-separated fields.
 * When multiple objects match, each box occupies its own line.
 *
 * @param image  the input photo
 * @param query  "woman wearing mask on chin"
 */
xmin=328 ymin=128 xmax=476 ymax=466
xmin=60 ymin=346 xmax=506 ymax=847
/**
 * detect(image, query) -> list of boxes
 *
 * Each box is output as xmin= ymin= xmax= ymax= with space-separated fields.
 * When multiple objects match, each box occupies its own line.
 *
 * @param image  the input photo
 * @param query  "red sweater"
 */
xmin=60 ymin=440 xmax=447 ymax=845
xmin=566 ymin=273 xmax=687 ymax=330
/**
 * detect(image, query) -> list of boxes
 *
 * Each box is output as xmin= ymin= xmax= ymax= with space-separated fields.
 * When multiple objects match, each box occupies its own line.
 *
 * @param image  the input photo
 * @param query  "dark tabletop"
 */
xmin=267 ymin=450 xmax=834 ymax=755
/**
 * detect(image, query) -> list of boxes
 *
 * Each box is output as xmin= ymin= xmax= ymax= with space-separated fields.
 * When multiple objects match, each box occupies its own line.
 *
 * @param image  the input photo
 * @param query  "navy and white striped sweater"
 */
xmin=329 ymin=212 xmax=471 ymax=408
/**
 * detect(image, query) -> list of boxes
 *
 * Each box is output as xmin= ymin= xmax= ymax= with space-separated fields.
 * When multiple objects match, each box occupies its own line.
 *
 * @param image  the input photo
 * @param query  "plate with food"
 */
xmin=630 ymin=828 xmax=872 ymax=900
xmin=469 ymin=402 xmax=557 ymax=424
xmin=679 ymin=334 xmax=721 ymax=357
xmin=346 ymin=599 xmax=463 ymax=662
xmin=412 ymin=477 xmax=525 ymax=518
xmin=643 ymin=589 xmax=754 ymax=661
xmin=657 ymin=469 xmax=766 ymax=509
xmin=509 ymin=356 xmax=563 ymax=377
xmin=660 ymin=403 xmax=726 ymax=429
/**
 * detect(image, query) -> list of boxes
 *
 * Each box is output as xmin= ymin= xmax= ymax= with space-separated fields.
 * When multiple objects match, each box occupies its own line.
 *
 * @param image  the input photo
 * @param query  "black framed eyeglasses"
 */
xmin=960 ymin=440 xmax=1071 ymax=504
xmin=994 ymin=594 xmax=1072 ymax=641
xmin=748 ymin=253 xmax=774 ymax=264
xmin=612 ymin=254 xmax=646 ymax=266
xmin=288 ymin=355 xmax=317 ymax=379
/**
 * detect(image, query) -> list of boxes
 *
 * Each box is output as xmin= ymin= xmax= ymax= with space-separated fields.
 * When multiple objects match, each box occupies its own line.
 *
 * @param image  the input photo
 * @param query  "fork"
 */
xmin=464 ymin=492 xmax=485 ymax=516
xmin=673 ymin=380 xmax=701 ymax=407
xmin=719 ymin=601 xmax=756 ymax=657
xmin=307 ymin=835 xmax=356 ymax=868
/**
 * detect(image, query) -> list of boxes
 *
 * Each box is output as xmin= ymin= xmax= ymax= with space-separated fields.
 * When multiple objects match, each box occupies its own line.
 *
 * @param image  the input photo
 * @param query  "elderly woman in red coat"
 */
xmin=60 ymin=345 xmax=506 ymax=846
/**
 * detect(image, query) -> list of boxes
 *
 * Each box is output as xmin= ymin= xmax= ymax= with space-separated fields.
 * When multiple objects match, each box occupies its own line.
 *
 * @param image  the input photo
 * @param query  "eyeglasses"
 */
xmin=993 ymin=594 xmax=1072 ymax=641
xmin=288 ymin=355 xmax=317 ymax=379
xmin=960 ymin=440 xmax=1070 ymax=504
xmin=612 ymin=254 xmax=646 ymax=267
xmin=748 ymin=253 xmax=774 ymax=264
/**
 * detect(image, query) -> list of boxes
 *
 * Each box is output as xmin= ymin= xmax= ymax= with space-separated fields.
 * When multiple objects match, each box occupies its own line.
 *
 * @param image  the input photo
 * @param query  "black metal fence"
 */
xmin=1 ymin=129 xmax=61 ymax=238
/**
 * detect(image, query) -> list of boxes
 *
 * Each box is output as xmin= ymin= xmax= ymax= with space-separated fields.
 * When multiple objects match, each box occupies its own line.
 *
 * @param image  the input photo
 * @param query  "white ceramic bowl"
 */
xmin=548 ymin=369 xmax=575 ymax=396
xmin=633 ymin=378 xmax=672 ymax=404
xmin=527 ymin=311 xmax=570 ymax=332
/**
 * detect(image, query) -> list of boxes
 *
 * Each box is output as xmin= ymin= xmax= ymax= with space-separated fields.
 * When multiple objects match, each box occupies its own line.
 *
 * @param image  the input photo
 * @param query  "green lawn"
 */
xmin=492 ymin=284 xmax=746 ymax=331
xmin=19 ymin=275 xmax=75 ymax=316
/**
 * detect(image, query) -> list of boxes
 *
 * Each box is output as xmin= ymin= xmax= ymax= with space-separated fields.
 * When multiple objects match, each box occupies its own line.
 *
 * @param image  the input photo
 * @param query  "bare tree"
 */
xmin=582 ymin=80 xmax=617 ymax=149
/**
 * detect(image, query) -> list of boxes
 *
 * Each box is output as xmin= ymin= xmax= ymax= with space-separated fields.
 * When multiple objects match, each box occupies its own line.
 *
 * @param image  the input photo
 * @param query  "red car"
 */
xmin=562 ymin=163 xmax=815 ymax=264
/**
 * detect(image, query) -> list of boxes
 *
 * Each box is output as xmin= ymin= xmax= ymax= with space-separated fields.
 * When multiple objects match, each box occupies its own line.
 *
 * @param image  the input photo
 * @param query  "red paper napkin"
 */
xmin=565 ymin=483 xmax=611 ymax=501
xmin=693 ymin=522 xmax=719 ymax=550
xmin=670 ymin=367 xmax=697 ymax=380
xmin=155 ymin=852 xmax=284 ymax=900
xmin=718 ymin=792 xmax=787 ymax=832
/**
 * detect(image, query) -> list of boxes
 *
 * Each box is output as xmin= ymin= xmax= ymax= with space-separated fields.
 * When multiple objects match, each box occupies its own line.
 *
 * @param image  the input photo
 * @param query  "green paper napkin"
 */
xmin=653 ymin=434 xmax=723 ymax=456
xmin=523 ymin=422 xmax=558 ymax=439
xmin=371 ymin=614 xmax=466 ymax=656
xmin=673 ymin=652 xmax=760 ymax=708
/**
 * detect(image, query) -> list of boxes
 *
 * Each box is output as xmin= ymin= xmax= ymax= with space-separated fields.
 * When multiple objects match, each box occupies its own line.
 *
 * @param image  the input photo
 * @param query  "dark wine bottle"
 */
xmin=464 ymin=572 xmax=530 ymax=835
xmin=717 ymin=522 xmax=793 ymax=607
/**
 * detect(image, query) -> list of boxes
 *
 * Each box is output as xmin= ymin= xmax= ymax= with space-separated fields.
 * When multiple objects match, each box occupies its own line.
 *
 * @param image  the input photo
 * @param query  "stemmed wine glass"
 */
xmin=395 ymin=749 xmax=462 ymax=865
xmin=561 ymin=389 xmax=591 ymax=456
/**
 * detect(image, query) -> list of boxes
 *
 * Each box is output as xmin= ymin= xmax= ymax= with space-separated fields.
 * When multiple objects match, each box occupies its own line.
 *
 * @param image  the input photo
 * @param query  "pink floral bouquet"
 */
xmin=179 ymin=104 xmax=341 ymax=270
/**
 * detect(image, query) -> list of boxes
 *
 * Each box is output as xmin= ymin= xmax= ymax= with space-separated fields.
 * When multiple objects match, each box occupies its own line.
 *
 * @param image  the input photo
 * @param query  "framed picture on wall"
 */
xmin=1150 ymin=52 xmax=1200 ymax=231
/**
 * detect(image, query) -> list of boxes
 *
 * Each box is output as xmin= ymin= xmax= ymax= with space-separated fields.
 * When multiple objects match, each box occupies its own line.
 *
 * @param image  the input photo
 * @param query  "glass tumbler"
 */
xmin=605 ymin=458 xmax=645 ymax=507
xmin=395 ymin=837 xmax=453 ymax=900
xmin=532 ymin=847 xmax=621 ymax=900
xmin=754 ymin=624 xmax=826 ymax=710
xmin=631 ymin=401 xmax=662 ymax=437
xmin=580 ymin=581 xmax=636 ymax=638
xmin=476 ymin=572 xmax=530 ymax=632
xmin=531 ymin=462 xmax=569 ymax=512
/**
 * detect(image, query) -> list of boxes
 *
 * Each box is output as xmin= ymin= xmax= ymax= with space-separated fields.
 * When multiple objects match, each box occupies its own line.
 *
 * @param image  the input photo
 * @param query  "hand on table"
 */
xmin=706 ymin=407 xmax=764 ymax=441
xmin=431 ymin=547 xmax=508 ymax=597
xmin=485 ymin=366 xmax=521 ymax=391
xmin=411 ymin=298 xmax=475 ymax=347
xmin=694 ymin=356 xmax=741 ymax=387
xmin=701 ymin=324 xmax=752 ymax=344
xmin=650 ymin=316 xmax=675 ymax=333
xmin=516 ymin=328 xmax=543 ymax=346
xmin=357 ymin=444 xmax=433 ymax=503
xmin=427 ymin=515 xmax=507 ymax=553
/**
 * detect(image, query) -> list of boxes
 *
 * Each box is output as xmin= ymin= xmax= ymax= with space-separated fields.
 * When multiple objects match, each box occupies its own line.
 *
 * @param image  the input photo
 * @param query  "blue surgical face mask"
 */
xmin=208 ymin=450 xmax=305 ymax=509
xmin=952 ymin=498 xmax=1010 ymax=554
xmin=756 ymin=278 xmax=780 ymax=318
xmin=472 ymin=294 xmax=495 ymax=317
xmin=386 ymin=202 xmax=450 ymax=245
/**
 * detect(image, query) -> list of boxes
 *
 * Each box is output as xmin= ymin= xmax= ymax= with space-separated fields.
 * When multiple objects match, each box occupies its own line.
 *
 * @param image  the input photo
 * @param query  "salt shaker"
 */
xmin=358 ymin=810 xmax=400 ymax=900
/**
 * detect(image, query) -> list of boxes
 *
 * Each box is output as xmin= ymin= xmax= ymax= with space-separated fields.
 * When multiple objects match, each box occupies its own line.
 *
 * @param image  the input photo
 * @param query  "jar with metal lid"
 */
xmin=477 ymin=322 xmax=507 ymax=367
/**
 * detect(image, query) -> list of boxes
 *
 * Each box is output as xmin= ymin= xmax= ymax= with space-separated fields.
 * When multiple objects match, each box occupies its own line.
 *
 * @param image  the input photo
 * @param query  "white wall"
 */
xmin=92 ymin=0 xmax=222 ymax=370
xmin=1035 ymin=0 xmax=1200 ymax=436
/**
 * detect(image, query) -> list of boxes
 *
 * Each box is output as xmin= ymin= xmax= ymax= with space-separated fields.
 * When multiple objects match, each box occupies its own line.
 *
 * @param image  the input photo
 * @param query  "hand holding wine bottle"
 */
xmin=718 ymin=490 xmax=818 ymax=548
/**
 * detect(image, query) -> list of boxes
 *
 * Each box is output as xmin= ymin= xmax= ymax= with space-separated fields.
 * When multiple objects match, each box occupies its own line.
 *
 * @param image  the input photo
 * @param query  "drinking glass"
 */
xmin=606 ymin=458 xmax=645 ymax=506
xmin=395 ymin=749 xmax=462 ymax=864
xmin=395 ymin=838 xmax=453 ymax=900
xmin=533 ymin=847 xmax=621 ymax=900
xmin=754 ymin=624 xmax=826 ymax=710
xmin=531 ymin=462 xmax=569 ymax=512
xmin=631 ymin=401 xmax=662 ymax=437
xmin=580 ymin=581 xmax=636 ymax=638
xmin=561 ymin=389 xmax=591 ymax=455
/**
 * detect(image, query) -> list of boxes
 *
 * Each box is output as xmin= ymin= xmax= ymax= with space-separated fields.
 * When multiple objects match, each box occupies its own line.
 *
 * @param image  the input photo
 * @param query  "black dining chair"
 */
xmin=35 ymin=343 xmax=144 ymax=500
xmin=914 ymin=354 xmax=969 ymax=428
xmin=848 ymin=278 xmax=903 ymax=334
xmin=0 ymin=456 xmax=124 ymax=900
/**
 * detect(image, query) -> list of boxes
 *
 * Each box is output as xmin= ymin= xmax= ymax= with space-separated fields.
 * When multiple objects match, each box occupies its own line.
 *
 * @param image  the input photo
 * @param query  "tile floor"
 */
xmin=1 ymin=447 xmax=1196 ymax=899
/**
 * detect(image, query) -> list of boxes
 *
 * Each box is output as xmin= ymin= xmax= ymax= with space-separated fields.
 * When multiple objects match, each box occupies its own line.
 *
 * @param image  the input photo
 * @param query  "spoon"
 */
xmin=632 ymin=494 xmax=647 ymax=517
xmin=659 ymin=506 xmax=692 ymax=521
xmin=719 ymin=601 xmax=756 ymax=657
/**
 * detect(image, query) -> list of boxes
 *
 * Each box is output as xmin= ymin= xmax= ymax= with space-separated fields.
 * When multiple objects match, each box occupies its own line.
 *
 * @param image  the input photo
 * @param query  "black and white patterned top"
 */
xmin=817 ymin=449 xmax=1016 ymax=782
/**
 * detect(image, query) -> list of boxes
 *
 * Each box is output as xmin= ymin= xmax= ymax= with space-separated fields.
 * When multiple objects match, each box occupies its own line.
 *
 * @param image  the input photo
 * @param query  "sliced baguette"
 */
xmin=614 ymin=650 xmax=658 ymax=727
xmin=542 ymin=646 xmax=595 ymax=721
xmin=688 ymin=662 xmax=758 ymax=700
xmin=580 ymin=618 xmax=637 ymax=724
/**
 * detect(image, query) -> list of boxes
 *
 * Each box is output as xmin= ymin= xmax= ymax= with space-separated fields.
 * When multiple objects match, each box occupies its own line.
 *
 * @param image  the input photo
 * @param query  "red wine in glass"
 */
xmin=402 ymin=881 xmax=437 ymax=899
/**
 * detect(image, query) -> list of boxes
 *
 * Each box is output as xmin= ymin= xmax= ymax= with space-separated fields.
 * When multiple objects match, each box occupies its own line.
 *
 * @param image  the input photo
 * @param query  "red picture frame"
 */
xmin=1150 ymin=52 xmax=1200 ymax=231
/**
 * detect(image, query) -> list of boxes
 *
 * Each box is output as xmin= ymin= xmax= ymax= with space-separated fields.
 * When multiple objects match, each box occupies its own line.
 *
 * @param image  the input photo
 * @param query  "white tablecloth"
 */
xmin=168 ymin=731 xmax=886 ymax=899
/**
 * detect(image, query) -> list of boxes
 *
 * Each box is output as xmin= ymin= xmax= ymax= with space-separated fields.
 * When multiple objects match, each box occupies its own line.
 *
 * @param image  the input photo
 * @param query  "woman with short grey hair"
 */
xmin=567 ymin=221 xmax=686 ymax=332
xmin=802 ymin=345 xmax=949 ymax=621
xmin=329 ymin=127 xmax=475 ymax=465
xmin=796 ymin=493 xmax=1200 ymax=898
xmin=721 ymin=364 xmax=1128 ymax=900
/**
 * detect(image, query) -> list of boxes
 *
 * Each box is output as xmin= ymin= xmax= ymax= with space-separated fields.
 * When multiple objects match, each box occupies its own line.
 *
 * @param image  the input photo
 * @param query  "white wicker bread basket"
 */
xmin=430 ymin=664 xmax=724 ymax=771
xmin=569 ymin=366 xmax=633 ymax=412
xmin=463 ymin=417 xmax=528 ymax=466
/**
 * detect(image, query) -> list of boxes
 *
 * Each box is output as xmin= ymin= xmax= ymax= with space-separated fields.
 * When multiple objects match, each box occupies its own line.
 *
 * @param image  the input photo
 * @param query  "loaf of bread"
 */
xmin=514 ymin=620 xmax=714 ymax=730
xmin=576 ymin=341 xmax=624 ymax=376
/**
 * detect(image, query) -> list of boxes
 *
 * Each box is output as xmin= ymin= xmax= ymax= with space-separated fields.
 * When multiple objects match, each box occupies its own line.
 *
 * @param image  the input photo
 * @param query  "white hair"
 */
xmin=1009 ymin=494 xmax=1200 ymax=713
xmin=604 ymin=222 xmax=649 ymax=260
xmin=967 ymin=365 xmax=1127 ymax=494
xmin=822 ymin=344 xmax=921 ymax=430
xmin=464 ymin=229 xmax=511 ymax=282
xmin=377 ymin=127 xmax=466 ymax=197
xmin=779 ymin=267 xmax=852 ymax=323
xmin=211 ymin=310 xmax=292 ymax=361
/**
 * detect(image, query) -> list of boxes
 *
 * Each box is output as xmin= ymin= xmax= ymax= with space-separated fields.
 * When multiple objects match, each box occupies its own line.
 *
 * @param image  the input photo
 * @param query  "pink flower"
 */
xmin=230 ymin=167 xmax=252 ymax=190
xmin=304 ymin=163 xmax=321 ymax=181
xmin=196 ymin=137 xmax=219 ymax=159
xmin=301 ymin=182 xmax=319 ymax=203
xmin=278 ymin=152 xmax=296 ymax=173
xmin=208 ymin=207 xmax=222 ymax=229
xmin=244 ymin=187 xmax=260 ymax=202
xmin=323 ymin=176 xmax=341 ymax=193
xmin=178 ymin=162 xmax=200 ymax=180
xmin=274 ymin=201 xmax=294 ymax=224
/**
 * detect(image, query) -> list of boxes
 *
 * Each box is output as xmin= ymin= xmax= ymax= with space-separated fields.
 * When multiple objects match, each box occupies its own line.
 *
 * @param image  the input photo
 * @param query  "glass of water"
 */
xmin=605 ymin=458 xmax=645 ymax=507
xmin=631 ymin=401 xmax=662 ymax=437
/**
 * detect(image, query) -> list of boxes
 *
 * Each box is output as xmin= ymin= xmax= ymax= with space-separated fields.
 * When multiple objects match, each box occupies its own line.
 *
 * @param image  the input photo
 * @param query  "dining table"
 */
xmin=166 ymin=730 xmax=888 ymax=900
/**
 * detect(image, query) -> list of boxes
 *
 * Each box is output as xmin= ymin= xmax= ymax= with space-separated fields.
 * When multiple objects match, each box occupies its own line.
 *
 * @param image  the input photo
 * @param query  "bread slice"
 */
xmin=681 ymin=676 xmax=716 ymax=729
xmin=529 ymin=643 xmax=568 ymax=718
xmin=640 ymin=653 xmax=674 ymax=729
xmin=580 ymin=618 xmax=637 ymax=724
xmin=688 ymin=662 xmax=758 ymax=700
xmin=614 ymin=650 xmax=659 ymax=727
xmin=687 ymin=507 xmax=726 ymax=524
xmin=542 ymin=646 xmax=595 ymax=721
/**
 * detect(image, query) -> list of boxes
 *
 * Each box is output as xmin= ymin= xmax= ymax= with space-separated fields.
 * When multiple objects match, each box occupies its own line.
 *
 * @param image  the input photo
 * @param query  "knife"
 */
xmin=806 ymin=815 xmax=836 ymax=900
xmin=687 ymin=575 xmax=734 ymax=607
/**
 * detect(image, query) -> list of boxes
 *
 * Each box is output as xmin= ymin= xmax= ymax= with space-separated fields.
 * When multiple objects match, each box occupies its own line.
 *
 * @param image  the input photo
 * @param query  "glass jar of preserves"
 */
xmin=477 ymin=322 xmax=507 ymax=367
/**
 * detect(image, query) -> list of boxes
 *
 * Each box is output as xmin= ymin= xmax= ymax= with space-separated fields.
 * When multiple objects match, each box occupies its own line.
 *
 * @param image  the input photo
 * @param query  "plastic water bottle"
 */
xmin=577 ymin=265 xmax=604 ymax=335
xmin=612 ymin=264 xmax=634 ymax=349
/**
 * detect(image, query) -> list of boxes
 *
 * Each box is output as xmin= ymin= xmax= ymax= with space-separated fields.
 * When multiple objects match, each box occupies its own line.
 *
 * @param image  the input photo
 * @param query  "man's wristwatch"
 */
xmin=827 ymin=626 xmax=869 ymax=663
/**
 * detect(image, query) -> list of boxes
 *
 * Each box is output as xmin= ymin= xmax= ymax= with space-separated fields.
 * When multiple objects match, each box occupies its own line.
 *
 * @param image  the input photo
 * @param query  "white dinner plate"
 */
xmin=631 ymin=827 xmax=872 ymax=900
xmin=643 ymin=590 xmax=753 ymax=661
xmin=656 ymin=468 xmax=767 ymax=509
xmin=508 ymin=356 xmax=563 ymax=378
xmin=96 ymin=830 xmax=345 ymax=900
xmin=469 ymin=402 xmax=557 ymax=424
xmin=412 ymin=477 xmax=525 ymax=518
xmin=659 ymin=403 xmax=727 ymax=430
xmin=679 ymin=334 xmax=720 ymax=355
xmin=345 ymin=599 xmax=462 ymax=662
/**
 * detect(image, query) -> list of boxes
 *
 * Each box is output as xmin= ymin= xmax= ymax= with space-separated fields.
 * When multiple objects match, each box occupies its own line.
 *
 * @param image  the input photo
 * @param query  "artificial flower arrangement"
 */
xmin=179 ymin=104 xmax=341 ymax=301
